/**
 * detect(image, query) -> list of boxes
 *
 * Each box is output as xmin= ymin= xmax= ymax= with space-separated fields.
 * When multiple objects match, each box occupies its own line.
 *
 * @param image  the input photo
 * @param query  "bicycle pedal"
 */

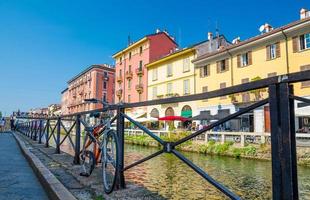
xmin=79 ymin=172 xmax=90 ymax=177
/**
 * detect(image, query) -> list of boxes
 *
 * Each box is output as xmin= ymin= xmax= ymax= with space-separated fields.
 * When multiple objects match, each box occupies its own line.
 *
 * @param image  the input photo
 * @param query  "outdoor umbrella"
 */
xmin=158 ymin=116 xmax=189 ymax=122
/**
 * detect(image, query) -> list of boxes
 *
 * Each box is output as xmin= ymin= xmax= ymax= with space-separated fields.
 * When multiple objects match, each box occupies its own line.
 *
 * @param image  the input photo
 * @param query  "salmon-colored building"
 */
xmin=112 ymin=31 xmax=178 ymax=105
xmin=62 ymin=64 xmax=115 ymax=114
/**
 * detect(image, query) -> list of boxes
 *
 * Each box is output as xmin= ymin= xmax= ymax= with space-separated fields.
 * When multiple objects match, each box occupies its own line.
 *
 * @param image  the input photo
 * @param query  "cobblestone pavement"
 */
xmin=16 ymin=132 xmax=165 ymax=200
xmin=0 ymin=132 xmax=49 ymax=200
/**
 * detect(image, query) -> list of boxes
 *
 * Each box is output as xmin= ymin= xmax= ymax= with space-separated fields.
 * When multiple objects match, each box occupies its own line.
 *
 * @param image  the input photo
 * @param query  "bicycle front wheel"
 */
xmin=102 ymin=130 xmax=119 ymax=194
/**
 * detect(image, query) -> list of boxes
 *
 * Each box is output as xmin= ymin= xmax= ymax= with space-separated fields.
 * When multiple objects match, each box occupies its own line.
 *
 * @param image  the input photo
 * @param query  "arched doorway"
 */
xmin=165 ymin=107 xmax=175 ymax=131
xmin=150 ymin=108 xmax=159 ymax=118
xmin=181 ymin=105 xmax=192 ymax=118
xmin=165 ymin=107 xmax=174 ymax=116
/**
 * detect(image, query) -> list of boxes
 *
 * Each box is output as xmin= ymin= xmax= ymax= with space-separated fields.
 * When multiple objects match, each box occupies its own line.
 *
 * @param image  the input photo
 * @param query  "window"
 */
xmin=217 ymin=59 xmax=229 ymax=73
xmin=138 ymin=93 xmax=142 ymax=102
xmin=138 ymin=76 xmax=142 ymax=84
xmin=119 ymin=69 xmax=122 ymax=77
xmin=220 ymin=82 xmax=227 ymax=99
xmin=183 ymin=58 xmax=190 ymax=72
xmin=167 ymin=63 xmax=173 ymax=77
xmin=139 ymin=60 xmax=143 ymax=70
xmin=167 ymin=83 xmax=173 ymax=95
xmin=128 ymin=95 xmax=131 ymax=103
xmin=128 ymin=65 xmax=131 ymax=72
xmin=119 ymin=57 xmax=122 ymax=64
xmin=139 ymin=46 xmax=143 ymax=54
xmin=294 ymin=33 xmax=310 ymax=52
xmin=152 ymin=68 xmax=158 ymax=81
xmin=104 ymin=71 xmax=108 ymax=77
xmin=237 ymin=52 xmax=252 ymax=67
xmin=267 ymin=43 xmax=280 ymax=60
xmin=128 ymin=79 xmax=131 ymax=89
xmin=300 ymin=65 xmax=310 ymax=87
xmin=103 ymin=81 xmax=107 ymax=89
xmin=202 ymin=86 xmax=208 ymax=101
xmin=241 ymin=78 xmax=250 ymax=102
xmin=129 ymin=52 xmax=132 ymax=59
xmin=152 ymin=87 xmax=157 ymax=100
xmin=183 ymin=79 xmax=190 ymax=95
xmin=200 ymin=65 xmax=210 ymax=77
xmin=103 ymin=93 xmax=107 ymax=102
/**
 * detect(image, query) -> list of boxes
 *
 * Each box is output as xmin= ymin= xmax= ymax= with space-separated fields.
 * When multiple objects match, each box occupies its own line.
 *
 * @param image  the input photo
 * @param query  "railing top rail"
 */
xmin=16 ymin=70 xmax=310 ymax=120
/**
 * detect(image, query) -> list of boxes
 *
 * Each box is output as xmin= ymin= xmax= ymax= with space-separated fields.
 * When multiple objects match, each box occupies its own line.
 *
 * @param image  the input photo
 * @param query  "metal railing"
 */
xmin=15 ymin=70 xmax=310 ymax=200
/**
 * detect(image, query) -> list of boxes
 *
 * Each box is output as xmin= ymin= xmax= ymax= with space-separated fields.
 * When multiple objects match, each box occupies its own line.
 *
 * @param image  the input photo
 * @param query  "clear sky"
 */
xmin=0 ymin=0 xmax=308 ymax=116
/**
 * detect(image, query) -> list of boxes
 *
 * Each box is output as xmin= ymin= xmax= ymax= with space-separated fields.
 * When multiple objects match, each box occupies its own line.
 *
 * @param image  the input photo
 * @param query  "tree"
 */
xmin=250 ymin=76 xmax=266 ymax=101
xmin=0 ymin=111 xmax=2 ymax=118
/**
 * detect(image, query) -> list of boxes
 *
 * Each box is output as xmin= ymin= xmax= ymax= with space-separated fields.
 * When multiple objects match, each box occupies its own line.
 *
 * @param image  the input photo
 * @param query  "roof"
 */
xmin=193 ymin=17 xmax=310 ymax=63
xmin=112 ymin=32 xmax=178 ymax=58
xmin=61 ymin=88 xmax=68 ymax=94
xmin=67 ymin=64 xmax=115 ymax=84
xmin=146 ymin=35 xmax=228 ymax=68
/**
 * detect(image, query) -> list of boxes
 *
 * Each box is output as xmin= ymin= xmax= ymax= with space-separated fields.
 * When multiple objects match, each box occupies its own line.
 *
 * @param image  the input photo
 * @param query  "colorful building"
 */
xmin=146 ymin=34 xmax=229 ymax=129
xmin=63 ymin=64 xmax=115 ymax=114
xmin=192 ymin=8 xmax=310 ymax=133
xmin=112 ymin=31 xmax=177 ymax=118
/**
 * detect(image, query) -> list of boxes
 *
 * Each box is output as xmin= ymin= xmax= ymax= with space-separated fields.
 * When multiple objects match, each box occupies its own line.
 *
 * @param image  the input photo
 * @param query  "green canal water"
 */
xmin=124 ymin=144 xmax=310 ymax=200
xmin=53 ymin=135 xmax=310 ymax=199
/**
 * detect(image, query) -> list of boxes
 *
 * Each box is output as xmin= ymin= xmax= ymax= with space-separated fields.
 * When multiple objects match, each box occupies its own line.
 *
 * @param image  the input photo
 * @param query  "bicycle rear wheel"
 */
xmin=102 ymin=130 xmax=119 ymax=194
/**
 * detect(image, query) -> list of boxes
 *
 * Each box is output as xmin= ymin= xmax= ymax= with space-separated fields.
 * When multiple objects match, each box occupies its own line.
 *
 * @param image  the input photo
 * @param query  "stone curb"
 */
xmin=12 ymin=132 xmax=77 ymax=200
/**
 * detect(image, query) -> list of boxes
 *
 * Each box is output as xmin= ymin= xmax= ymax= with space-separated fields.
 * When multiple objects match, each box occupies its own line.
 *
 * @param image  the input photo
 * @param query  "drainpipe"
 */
xmin=281 ymin=28 xmax=290 ymax=74
xmin=226 ymin=49 xmax=234 ymax=86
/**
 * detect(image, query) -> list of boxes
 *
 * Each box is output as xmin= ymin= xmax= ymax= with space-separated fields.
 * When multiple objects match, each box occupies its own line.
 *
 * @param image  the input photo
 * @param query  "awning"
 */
xmin=190 ymin=113 xmax=217 ymax=120
xmin=135 ymin=117 xmax=158 ymax=122
xmin=158 ymin=116 xmax=189 ymax=122
xmin=181 ymin=110 xmax=192 ymax=118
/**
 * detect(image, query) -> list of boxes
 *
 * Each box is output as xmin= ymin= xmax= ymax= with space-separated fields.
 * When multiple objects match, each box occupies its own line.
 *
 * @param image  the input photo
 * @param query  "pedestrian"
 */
xmin=10 ymin=116 xmax=15 ymax=131
xmin=0 ymin=118 xmax=5 ymax=132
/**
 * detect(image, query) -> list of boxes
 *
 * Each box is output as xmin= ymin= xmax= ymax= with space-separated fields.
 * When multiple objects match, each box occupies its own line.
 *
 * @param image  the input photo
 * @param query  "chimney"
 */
xmin=207 ymin=32 xmax=213 ymax=41
xmin=300 ymin=8 xmax=309 ymax=19
xmin=232 ymin=37 xmax=241 ymax=44
xmin=264 ymin=23 xmax=273 ymax=33
xmin=156 ymin=28 xmax=161 ymax=33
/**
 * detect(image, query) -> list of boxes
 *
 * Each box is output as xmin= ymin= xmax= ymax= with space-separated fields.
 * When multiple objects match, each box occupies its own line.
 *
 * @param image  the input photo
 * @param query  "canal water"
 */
xmin=51 ymin=135 xmax=310 ymax=200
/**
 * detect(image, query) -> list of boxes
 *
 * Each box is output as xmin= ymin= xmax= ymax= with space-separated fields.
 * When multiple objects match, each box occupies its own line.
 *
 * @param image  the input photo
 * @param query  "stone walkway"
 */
xmin=0 ymin=132 xmax=49 ymax=200
xmin=15 ymin=131 xmax=165 ymax=200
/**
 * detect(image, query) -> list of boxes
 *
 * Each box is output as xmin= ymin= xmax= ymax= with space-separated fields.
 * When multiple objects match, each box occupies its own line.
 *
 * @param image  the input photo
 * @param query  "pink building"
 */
xmin=62 ymin=64 xmax=115 ymax=114
xmin=112 ymin=31 xmax=178 ymax=104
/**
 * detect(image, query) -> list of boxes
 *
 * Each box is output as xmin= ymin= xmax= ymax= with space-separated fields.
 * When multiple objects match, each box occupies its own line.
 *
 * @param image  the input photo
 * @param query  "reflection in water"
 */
xmin=49 ymin=135 xmax=310 ymax=200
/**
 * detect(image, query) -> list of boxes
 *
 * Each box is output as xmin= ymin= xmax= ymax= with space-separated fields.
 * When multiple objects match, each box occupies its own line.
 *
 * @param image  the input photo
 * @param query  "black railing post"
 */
xmin=116 ymin=106 xmax=126 ymax=189
xmin=38 ymin=120 xmax=42 ymax=144
xmin=74 ymin=115 xmax=81 ymax=164
xmin=269 ymin=83 xmax=298 ymax=200
xmin=33 ymin=120 xmax=37 ymax=141
xmin=55 ymin=118 xmax=61 ymax=154
xmin=30 ymin=121 xmax=33 ymax=139
xmin=46 ymin=119 xmax=50 ymax=147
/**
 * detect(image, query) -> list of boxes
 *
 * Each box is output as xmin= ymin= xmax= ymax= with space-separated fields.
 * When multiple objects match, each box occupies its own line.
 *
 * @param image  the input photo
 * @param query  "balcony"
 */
xmin=135 ymin=68 xmax=144 ymax=76
xmin=125 ymin=71 xmax=133 ymax=80
xmin=72 ymin=92 xmax=77 ymax=98
xmin=116 ymin=89 xmax=123 ymax=97
xmin=135 ymin=84 xmax=143 ymax=93
xmin=116 ymin=76 xmax=123 ymax=83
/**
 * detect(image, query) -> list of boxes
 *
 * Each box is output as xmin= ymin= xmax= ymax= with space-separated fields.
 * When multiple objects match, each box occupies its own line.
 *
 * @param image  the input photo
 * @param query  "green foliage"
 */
xmin=244 ymin=145 xmax=257 ymax=156
xmin=213 ymin=142 xmax=233 ymax=155
xmin=0 ymin=111 xmax=2 ymax=118
xmin=95 ymin=195 xmax=104 ymax=200
xmin=232 ymin=148 xmax=242 ymax=158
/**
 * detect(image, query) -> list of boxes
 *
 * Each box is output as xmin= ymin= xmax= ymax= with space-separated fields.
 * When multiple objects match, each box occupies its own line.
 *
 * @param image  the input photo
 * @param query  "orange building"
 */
xmin=62 ymin=64 xmax=115 ymax=114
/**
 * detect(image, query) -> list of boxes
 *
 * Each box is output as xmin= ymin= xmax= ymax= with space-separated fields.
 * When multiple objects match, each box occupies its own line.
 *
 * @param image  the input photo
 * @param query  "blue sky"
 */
xmin=0 ymin=0 xmax=308 ymax=116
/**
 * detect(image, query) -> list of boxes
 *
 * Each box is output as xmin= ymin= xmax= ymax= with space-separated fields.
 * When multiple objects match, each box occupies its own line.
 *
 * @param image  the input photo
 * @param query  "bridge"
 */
xmin=2 ymin=70 xmax=310 ymax=199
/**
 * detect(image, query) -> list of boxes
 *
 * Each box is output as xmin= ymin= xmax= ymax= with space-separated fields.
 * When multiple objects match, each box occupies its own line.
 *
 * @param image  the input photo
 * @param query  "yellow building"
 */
xmin=193 ymin=9 xmax=310 ymax=133
xmin=146 ymin=35 xmax=229 ymax=129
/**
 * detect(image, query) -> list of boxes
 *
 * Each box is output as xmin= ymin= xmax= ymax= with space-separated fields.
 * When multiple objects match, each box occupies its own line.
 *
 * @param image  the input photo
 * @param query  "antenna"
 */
xmin=215 ymin=20 xmax=219 ymax=37
xmin=259 ymin=24 xmax=265 ymax=33
xmin=127 ymin=34 xmax=131 ymax=46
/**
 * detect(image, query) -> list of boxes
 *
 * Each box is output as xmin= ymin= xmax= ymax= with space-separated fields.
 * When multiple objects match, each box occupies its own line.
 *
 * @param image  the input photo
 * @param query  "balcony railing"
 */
xmin=135 ymin=84 xmax=143 ymax=93
xmin=165 ymin=93 xmax=179 ymax=98
xmin=125 ymin=71 xmax=133 ymax=80
xmin=135 ymin=68 xmax=144 ymax=76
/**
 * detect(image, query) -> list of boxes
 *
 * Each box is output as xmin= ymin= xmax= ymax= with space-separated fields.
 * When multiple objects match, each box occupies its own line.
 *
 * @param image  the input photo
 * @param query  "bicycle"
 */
xmin=79 ymin=98 xmax=119 ymax=194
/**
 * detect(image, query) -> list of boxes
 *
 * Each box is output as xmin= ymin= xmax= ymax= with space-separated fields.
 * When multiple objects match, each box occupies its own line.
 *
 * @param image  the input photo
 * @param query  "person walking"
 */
xmin=10 ymin=116 xmax=15 ymax=131
xmin=0 ymin=118 xmax=5 ymax=132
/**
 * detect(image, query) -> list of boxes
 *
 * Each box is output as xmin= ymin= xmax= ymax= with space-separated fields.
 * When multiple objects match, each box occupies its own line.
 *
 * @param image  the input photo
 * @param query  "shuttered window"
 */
xmin=167 ymin=63 xmax=173 ymax=77
xmin=202 ymin=86 xmax=208 ymax=102
xmin=183 ymin=79 xmax=190 ymax=95
xmin=238 ymin=51 xmax=252 ymax=67
xmin=183 ymin=58 xmax=190 ymax=72
xmin=152 ymin=87 xmax=157 ymax=100
xmin=200 ymin=65 xmax=210 ymax=77
xmin=293 ymin=33 xmax=310 ymax=52
xmin=266 ymin=43 xmax=280 ymax=60
xmin=152 ymin=68 xmax=158 ymax=81
xmin=167 ymin=83 xmax=173 ymax=95
xmin=217 ymin=59 xmax=229 ymax=73
xmin=220 ymin=82 xmax=227 ymax=99
xmin=241 ymin=78 xmax=250 ymax=102
xmin=300 ymin=65 xmax=310 ymax=88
